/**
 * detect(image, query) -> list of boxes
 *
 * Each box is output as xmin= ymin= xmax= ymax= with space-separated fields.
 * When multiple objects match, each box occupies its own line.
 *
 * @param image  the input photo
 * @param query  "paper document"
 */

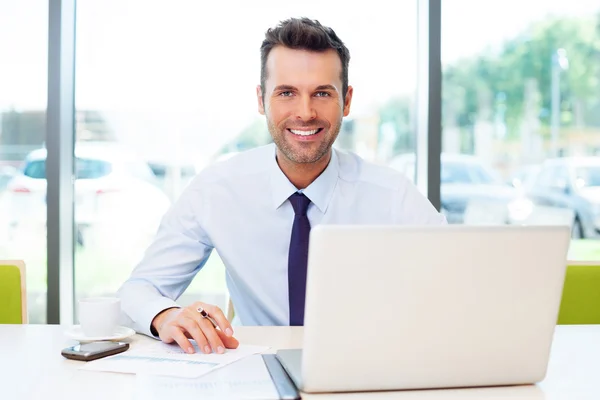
xmin=80 ymin=341 xmax=270 ymax=378
xmin=134 ymin=355 xmax=281 ymax=400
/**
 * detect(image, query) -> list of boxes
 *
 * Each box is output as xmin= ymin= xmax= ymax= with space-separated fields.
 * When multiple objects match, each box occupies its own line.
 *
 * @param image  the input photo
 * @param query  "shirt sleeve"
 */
xmin=117 ymin=182 xmax=213 ymax=338
xmin=393 ymin=177 xmax=448 ymax=225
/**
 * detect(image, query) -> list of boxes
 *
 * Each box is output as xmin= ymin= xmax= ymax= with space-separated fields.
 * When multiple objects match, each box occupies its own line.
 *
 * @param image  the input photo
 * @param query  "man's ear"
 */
xmin=257 ymin=85 xmax=265 ymax=115
xmin=343 ymin=86 xmax=354 ymax=117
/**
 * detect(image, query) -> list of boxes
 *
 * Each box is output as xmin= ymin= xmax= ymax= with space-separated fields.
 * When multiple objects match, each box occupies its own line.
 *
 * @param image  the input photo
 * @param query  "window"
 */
xmin=441 ymin=162 xmax=494 ymax=185
xmin=553 ymin=167 xmax=571 ymax=192
xmin=442 ymin=0 xmax=600 ymax=259
xmin=535 ymin=166 xmax=562 ymax=189
xmin=74 ymin=0 xmax=418 ymax=310
xmin=23 ymin=160 xmax=47 ymax=180
xmin=0 ymin=1 xmax=48 ymax=323
xmin=575 ymin=166 xmax=600 ymax=188
xmin=21 ymin=158 xmax=113 ymax=180
xmin=76 ymin=159 xmax=112 ymax=180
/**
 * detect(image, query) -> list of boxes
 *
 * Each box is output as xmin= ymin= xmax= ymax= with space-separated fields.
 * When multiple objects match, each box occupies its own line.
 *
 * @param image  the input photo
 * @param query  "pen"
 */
xmin=196 ymin=306 xmax=219 ymax=329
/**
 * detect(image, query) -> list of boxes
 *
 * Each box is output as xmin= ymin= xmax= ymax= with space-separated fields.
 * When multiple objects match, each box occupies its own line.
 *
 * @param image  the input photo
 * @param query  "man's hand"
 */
xmin=151 ymin=302 xmax=239 ymax=354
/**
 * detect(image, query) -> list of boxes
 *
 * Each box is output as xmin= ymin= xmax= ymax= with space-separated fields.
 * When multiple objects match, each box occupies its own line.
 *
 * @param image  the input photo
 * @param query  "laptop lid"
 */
xmin=300 ymin=225 xmax=570 ymax=393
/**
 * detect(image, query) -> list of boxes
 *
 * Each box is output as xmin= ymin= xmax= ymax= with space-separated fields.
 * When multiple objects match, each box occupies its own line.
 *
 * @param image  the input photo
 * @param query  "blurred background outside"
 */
xmin=2 ymin=0 xmax=600 ymax=323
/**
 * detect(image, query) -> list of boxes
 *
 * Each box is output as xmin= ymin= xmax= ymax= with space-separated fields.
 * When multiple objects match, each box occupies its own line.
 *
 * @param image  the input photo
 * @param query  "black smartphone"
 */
xmin=61 ymin=341 xmax=129 ymax=361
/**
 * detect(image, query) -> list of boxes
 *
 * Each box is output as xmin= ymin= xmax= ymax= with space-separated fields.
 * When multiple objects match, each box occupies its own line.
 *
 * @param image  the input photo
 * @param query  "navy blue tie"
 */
xmin=288 ymin=192 xmax=311 ymax=326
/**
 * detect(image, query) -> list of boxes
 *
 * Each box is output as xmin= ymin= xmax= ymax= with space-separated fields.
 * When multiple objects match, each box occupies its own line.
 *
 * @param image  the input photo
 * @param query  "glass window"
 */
xmin=0 ymin=1 xmax=49 ymax=323
xmin=74 ymin=0 xmax=418 ymax=310
xmin=441 ymin=161 xmax=494 ymax=184
xmin=21 ymin=158 xmax=113 ymax=180
xmin=535 ymin=166 xmax=561 ymax=189
xmin=441 ymin=162 xmax=471 ymax=184
xmin=76 ymin=159 xmax=112 ymax=180
xmin=442 ymin=0 xmax=600 ymax=259
xmin=554 ymin=166 xmax=571 ymax=190
xmin=575 ymin=166 xmax=600 ymax=188
xmin=23 ymin=160 xmax=46 ymax=180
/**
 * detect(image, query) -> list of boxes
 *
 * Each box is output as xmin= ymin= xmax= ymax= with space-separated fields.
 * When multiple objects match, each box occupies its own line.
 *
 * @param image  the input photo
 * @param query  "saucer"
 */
xmin=64 ymin=325 xmax=136 ymax=343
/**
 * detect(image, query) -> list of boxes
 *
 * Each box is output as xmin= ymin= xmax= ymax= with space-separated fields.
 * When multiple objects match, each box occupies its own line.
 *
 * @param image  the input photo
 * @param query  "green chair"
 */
xmin=0 ymin=260 xmax=27 ymax=324
xmin=557 ymin=263 xmax=600 ymax=324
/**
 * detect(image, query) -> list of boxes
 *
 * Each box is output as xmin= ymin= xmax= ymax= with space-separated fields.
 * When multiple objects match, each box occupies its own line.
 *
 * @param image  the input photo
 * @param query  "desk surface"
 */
xmin=1 ymin=324 xmax=598 ymax=399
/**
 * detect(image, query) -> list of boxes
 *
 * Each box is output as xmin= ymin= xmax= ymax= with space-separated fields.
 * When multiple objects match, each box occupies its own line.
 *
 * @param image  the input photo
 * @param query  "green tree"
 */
xmin=443 ymin=14 xmax=600 ymax=139
xmin=377 ymin=96 xmax=414 ymax=155
xmin=218 ymin=118 xmax=271 ymax=154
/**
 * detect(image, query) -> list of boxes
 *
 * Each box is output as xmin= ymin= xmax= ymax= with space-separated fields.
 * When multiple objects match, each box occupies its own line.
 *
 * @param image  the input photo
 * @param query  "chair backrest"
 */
xmin=0 ymin=260 xmax=27 ymax=324
xmin=226 ymin=297 xmax=235 ymax=322
xmin=557 ymin=263 xmax=600 ymax=324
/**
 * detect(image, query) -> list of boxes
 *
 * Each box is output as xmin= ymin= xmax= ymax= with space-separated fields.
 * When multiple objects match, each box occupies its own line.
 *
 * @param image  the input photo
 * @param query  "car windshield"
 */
xmin=441 ymin=162 xmax=494 ymax=184
xmin=23 ymin=158 xmax=112 ymax=179
xmin=575 ymin=166 xmax=600 ymax=188
xmin=22 ymin=160 xmax=46 ymax=179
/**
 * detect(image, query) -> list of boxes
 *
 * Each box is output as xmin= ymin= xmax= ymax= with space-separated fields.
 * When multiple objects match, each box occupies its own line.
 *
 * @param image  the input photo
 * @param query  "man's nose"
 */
xmin=294 ymin=96 xmax=317 ymax=121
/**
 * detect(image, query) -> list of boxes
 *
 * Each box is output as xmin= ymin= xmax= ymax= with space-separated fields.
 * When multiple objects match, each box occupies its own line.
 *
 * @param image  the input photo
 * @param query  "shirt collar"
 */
xmin=270 ymin=146 xmax=339 ymax=214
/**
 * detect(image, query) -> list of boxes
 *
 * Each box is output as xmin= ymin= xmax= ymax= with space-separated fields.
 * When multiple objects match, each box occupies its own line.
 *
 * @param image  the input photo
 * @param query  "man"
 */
xmin=118 ymin=17 xmax=445 ymax=355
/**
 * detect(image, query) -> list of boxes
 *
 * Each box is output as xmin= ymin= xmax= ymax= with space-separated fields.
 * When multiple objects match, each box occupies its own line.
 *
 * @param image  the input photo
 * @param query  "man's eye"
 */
xmin=315 ymin=92 xmax=330 ymax=97
xmin=280 ymin=91 xmax=293 ymax=97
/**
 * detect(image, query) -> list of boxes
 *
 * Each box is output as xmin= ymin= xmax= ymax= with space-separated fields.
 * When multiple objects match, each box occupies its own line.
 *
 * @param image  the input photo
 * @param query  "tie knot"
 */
xmin=289 ymin=192 xmax=311 ymax=216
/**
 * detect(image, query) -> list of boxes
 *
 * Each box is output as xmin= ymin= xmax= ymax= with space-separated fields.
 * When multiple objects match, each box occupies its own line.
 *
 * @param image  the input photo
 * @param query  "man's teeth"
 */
xmin=290 ymin=129 xmax=319 ymax=136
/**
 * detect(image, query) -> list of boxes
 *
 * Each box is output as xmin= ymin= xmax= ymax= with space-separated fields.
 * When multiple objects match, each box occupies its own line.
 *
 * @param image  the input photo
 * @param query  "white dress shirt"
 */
xmin=118 ymin=144 xmax=446 ymax=337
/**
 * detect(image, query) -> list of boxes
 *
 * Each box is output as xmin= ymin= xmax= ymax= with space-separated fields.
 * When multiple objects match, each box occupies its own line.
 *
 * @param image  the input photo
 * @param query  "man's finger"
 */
xmin=196 ymin=316 xmax=226 ymax=354
xmin=179 ymin=318 xmax=211 ymax=354
xmin=203 ymin=304 xmax=234 ymax=337
xmin=169 ymin=326 xmax=195 ymax=354
xmin=216 ymin=329 xmax=240 ymax=349
xmin=182 ymin=322 xmax=238 ymax=350
xmin=158 ymin=329 xmax=175 ymax=344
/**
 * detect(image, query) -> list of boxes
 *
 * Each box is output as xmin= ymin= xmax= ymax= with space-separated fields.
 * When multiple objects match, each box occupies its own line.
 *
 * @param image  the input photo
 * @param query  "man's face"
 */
xmin=257 ymin=46 xmax=353 ymax=164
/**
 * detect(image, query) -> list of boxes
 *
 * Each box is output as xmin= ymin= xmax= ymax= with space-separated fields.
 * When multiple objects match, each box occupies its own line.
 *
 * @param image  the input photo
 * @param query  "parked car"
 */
xmin=0 ymin=142 xmax=171 ymax=248
xmin=509 ymin=165 xmax=542 ymax=190
xmin=388 ymin=153 xmax=531 ymax=224
xmin=522 ymin=157 xmax=600 ymax=238
xmin=0 ymin=165 xmax=17 ymax=192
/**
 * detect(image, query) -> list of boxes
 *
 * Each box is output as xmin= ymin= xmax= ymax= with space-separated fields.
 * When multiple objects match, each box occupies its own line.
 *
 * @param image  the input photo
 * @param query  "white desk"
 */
xmin=0 ymin=324 xmax=598 ymax=399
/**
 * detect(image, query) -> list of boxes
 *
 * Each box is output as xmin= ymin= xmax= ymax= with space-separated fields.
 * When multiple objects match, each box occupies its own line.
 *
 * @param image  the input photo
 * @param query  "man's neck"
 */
xmin=276 ymin=149 xmax=332 ymax=189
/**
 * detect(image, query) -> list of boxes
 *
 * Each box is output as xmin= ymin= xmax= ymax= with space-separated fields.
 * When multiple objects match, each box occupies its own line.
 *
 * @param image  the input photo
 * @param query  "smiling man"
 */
xmin=259 ymin=39 xmax=351 ymax=190
xmin=117 ymin=17 xmax=445 ymax=355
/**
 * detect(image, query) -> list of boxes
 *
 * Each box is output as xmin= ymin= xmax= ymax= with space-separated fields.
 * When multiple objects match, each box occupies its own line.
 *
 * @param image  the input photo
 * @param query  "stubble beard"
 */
xmin=267 ymin=117 xmax=342 ymax=165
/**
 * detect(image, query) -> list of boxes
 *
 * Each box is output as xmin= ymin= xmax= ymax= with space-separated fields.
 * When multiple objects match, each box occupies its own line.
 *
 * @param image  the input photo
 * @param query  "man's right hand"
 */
xmin=151 ymin=302 xmax=239 ymax=354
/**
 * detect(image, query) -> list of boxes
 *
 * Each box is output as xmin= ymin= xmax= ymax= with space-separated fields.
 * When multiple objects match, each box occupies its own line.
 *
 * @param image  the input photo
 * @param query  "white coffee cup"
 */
xmin=78 ymin=297 xmax=121 ymax=337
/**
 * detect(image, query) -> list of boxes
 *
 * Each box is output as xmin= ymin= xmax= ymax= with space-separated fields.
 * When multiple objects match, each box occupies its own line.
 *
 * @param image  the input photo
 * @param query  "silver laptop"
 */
xmin=277 ymin=225 xmax=570 ymax=393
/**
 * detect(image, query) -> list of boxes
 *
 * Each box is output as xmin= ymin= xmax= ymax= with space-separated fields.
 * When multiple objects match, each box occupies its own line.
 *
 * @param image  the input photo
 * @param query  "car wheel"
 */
xmin=572 ymin=217 xmax=584 ymax=239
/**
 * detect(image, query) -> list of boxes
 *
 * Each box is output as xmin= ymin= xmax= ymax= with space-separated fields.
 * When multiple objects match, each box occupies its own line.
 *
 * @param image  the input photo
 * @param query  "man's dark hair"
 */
xmin=260 ymin=17 xmax=351 ymax=100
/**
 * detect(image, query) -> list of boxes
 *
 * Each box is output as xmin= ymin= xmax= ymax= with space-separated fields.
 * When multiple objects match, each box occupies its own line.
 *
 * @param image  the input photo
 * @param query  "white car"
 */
xmin=0 ymin=142 xmax=171 ymax=249
xmin=387 ymin=153 xmax=539 ymax=225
